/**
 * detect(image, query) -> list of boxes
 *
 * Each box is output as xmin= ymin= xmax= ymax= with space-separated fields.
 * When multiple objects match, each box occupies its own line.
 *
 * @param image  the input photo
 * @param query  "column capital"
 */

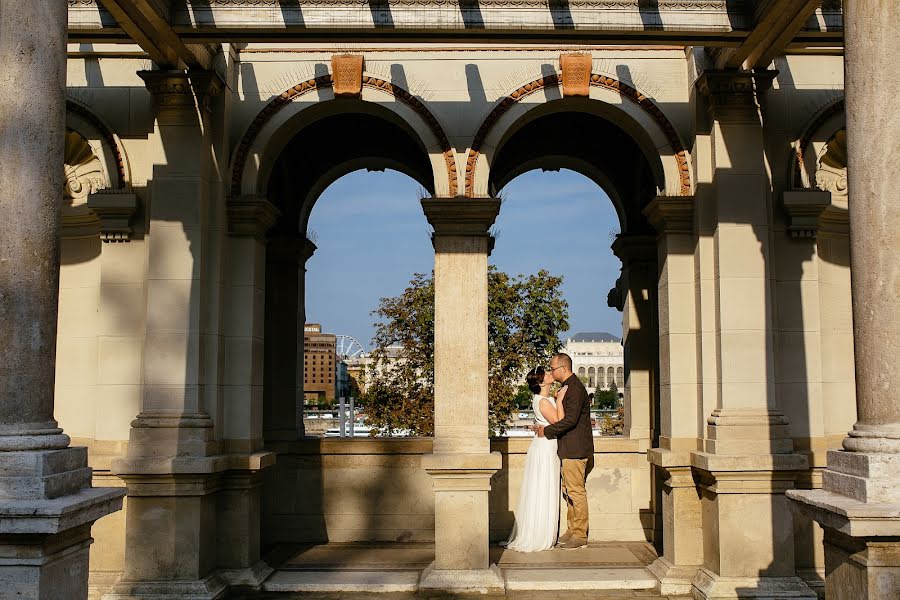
xmin=226 ymin=196 xmax=281 ymax=241
xmin=643 ymin=195 xmax=695 ymax=235
xmin=611 ymin=234 xmax=657 ymax=263
xmin=139 ymin=69 xmax=223 ymax=113
xmin=267 ymin=234 xmax=317 ymax=265
xmin=421 ymin=197 xmax=501 ymax=238
xmin=696 ymin=70 xmax=777 ymax=121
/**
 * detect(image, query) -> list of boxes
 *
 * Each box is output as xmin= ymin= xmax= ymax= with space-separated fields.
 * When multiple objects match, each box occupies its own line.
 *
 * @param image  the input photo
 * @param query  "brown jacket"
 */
xmin=543 ymin=374 xmax=593 ymax=459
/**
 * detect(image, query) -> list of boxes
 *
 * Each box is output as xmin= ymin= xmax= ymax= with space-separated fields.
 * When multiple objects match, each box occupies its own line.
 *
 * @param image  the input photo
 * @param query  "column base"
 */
xmin=789 ymin=488 xmax=900 ymax=600
xmin=102 ymin=574 xmax=227 ymax=600
xmin=0 ymin=487 xmax=125 ymax=600
xmin=418 ymin=562 xmax=505 ymax=593
xmin=691 ymin=567 xmax=816 ymax=599
xmin=648 ymin=556 xmax=700 ymax=596
xmin=216 ymin=561 xmax=274 ymax=590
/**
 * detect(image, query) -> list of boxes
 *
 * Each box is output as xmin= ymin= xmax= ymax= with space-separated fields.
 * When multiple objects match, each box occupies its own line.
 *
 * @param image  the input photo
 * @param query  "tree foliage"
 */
xmin=594 ymin=380 xmax=620 ymax=409
xmin=362 ymin=267 xmax=569 ymax=435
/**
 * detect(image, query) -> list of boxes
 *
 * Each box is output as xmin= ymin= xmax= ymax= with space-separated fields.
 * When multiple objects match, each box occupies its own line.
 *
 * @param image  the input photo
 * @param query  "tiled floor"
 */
xmin=248 ymin=542 xmax=683 ymax=598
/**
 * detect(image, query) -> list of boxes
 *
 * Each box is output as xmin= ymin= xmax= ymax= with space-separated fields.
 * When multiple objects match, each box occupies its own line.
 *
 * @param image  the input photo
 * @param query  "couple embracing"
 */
xmin=503 ymin=352 xmax=594 ymax=552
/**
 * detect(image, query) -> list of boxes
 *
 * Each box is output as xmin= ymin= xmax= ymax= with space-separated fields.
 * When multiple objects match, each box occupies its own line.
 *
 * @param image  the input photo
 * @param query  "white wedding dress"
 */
xmin=502 ymin=394 xmax=561 ymax=552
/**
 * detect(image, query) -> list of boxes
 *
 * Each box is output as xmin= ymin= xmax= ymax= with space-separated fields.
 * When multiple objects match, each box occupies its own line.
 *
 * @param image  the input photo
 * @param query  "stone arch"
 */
xmin=65 ymin=98 xmax=130 ymax=191
xmin=464 ymin=72 xmax=692 ymax=198
xmin=230 ymin=73 xmax=457 ymax=200
xmin=792 ymin=98 xmax=845 ymax=191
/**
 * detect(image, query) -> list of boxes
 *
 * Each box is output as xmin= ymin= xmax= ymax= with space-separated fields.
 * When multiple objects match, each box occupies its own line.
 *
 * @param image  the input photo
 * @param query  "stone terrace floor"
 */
xmin=241 ymin=542 xmax=685 ymax=598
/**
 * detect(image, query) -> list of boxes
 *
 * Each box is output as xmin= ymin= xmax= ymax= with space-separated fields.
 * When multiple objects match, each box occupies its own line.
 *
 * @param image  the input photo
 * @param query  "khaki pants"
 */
xmin=561 ymin=457 xmax=591 ymax=540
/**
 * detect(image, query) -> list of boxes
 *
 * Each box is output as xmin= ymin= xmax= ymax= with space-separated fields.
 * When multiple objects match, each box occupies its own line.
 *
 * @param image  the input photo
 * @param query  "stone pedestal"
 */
xmin=0 ymin=2 xmax=124 ymax=598
xmin=789 ymin=8 xmax=900 ymax=597
xmin=418 ymin=198 xmax=504 ymax=592
xmin=647 ymin=451 xmax=703 ymax=595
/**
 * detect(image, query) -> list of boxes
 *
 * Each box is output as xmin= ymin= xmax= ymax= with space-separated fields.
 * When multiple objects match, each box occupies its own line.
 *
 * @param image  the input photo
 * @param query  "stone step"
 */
xmin=263 ymin=570 xmax=421 ymax=593
xmin=263 ymin=567 xmax=659 ymax=593
xmin=503 ymin=567 xmax=658 ymax=591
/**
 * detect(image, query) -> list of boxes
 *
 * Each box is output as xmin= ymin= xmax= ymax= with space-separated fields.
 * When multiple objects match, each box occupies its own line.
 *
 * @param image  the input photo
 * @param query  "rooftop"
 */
xmin=568 ymin=332 xmax=622 ymax=343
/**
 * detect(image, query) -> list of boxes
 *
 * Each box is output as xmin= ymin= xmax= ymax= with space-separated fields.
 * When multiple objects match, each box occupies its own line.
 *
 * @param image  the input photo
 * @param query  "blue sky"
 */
xmin=305 ymin=168 xmax=624 ymax=351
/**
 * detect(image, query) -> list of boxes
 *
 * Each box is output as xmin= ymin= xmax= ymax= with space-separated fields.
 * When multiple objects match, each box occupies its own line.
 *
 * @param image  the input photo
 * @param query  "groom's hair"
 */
xmin=552 ymin=352 xmax=573 ymax=371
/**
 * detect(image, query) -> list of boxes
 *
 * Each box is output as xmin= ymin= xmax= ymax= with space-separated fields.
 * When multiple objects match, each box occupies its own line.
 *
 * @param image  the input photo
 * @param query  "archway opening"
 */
xmin=487 ymin=107 xmax=662 ymax=545
xmin=260 ymin=105 xmax=437 ymax=549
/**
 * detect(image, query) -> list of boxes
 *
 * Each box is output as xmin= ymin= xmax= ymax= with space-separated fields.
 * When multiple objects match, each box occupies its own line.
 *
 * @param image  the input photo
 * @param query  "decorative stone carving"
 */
xmin=88 ymin=189 xmax=138 ymax=242
xmin=560 ymin=53 xmax=592 ymax=97
xmin=332 ymin=54 xmax=364 ymax=98
xmin=64 ymin=129 xmax=106 ymax=208
xmin=815 ymin=129 xmax=848 ymax=200
xmin=607 ymin=276 xmax=625 ymax=312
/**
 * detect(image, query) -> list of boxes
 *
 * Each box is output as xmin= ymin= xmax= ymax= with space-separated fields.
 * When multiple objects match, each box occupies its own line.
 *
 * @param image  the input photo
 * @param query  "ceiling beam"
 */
xmin=715 ymin=0 xmax=824 ymax=70
xmin=98 ymin=0 xmax=213 ymax=70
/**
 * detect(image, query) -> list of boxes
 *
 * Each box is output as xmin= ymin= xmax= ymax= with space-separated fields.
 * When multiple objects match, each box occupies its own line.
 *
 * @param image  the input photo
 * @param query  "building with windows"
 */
xmin=564 ymin=332 xmax=624 ymax=393
xmin=303 ymin=324 xmax=337 ymax=401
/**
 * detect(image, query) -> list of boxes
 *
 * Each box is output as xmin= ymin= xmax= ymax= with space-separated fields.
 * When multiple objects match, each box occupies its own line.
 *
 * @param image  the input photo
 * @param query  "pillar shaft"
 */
xmin=419 ymin=198 xmax=502 ymax=591
xmin=263 ymin=235 xmax=315 ymax=442
xmin=843 ymin=0 xmax=900 ymax=453
xmin=612 ymin=235 xmax=658 ymax=446
xmin=0 ymin=4 xmax=124 ymax=598
xmin=0 ymin=0 xmax=69 ymax=449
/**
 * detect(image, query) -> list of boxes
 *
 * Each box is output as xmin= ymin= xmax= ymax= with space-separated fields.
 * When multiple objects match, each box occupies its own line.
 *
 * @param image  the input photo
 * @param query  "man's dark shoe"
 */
xmin=559 ymin=537 xmax=588 ymax=550
xmin=555 ymin=531 xmax=572 ymax=547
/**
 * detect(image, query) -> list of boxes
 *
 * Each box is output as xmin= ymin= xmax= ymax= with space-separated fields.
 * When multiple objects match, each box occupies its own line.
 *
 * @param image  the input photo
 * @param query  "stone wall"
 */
xmin=262 ymin=437 xmax=650 ymax=546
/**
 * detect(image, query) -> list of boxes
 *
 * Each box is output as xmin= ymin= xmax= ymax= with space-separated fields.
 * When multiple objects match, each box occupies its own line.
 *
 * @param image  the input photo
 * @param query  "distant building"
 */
xmin=344 ymin=345 xmax=404 ymax=395
xmin=563 ymin=332 xmax=624 ymax=393
xmin=304 ymin=324 xmax=337 ymax=401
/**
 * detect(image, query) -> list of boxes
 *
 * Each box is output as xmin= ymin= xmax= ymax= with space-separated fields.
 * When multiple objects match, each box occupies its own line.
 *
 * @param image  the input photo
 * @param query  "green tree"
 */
xmin=513 ymin=384 xmax=534 ymax=410
xmin=362 ymin=267 xmax=569 ymax=435
xmin=594 ymin=380 xmax=619 ymax=409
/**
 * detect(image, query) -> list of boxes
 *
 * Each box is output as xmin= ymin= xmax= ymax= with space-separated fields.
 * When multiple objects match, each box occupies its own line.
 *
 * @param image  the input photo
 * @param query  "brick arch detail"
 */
xmin=230 ymin=74 xmax=457 ymax=197
xmin=464 ymin=73 xmax=691 ymax=197
xmin=65 ymin=99 xmax=127 ymax=186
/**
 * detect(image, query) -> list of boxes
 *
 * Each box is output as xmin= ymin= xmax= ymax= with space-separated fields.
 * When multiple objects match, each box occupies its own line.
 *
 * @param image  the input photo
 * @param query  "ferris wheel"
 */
xmin=335 ymin=335 xmax=366 ymax=360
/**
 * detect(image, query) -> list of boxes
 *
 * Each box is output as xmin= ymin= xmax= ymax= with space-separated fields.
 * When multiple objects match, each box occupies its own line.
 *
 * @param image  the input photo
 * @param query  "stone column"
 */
xmin=110 ymin=70 xmax=230 ymax=599
xmin=691 ymin=71 xmax=813 ymax=600
xmin=644 ymin=196 xmax=703 ymax=595
xmin=789 ymin=3 xmax=900 ymax=599
xmin=611 ymin=235 xmax=659 ymax=447
xmin=419 ymin=198 xmax=503 ymax=592
xmin=263 ymin=234 xmax=316 ymax=443
xmin=0 ymin=2 xmax=124 ymax=598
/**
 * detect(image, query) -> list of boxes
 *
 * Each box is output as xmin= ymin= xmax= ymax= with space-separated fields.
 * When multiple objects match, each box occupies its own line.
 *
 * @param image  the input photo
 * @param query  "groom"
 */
xmin=534 ymin=352 xmax=593 ymax=549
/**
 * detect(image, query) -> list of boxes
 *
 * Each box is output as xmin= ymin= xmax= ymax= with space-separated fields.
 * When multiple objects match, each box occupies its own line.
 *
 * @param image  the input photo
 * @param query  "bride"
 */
xmin=502 ymin=366 xmax=567 ymax=552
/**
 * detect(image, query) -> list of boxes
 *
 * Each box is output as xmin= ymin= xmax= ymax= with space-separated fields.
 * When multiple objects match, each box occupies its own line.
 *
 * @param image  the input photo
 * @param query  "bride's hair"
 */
xmin=526 ymin=366 xmax=545 ymax=394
